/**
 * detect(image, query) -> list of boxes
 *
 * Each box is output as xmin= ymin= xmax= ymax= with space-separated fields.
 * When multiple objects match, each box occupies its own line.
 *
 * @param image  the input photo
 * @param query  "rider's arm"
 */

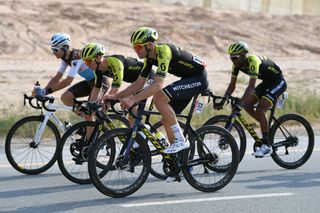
xmin=45 ymin=72 xmax=63 ymax=90
xmin=131 ymin=76 xmax=163 ymax=103
xmin=224 ymin=76 xmax=237 ymax=97
xmin=89 ymin=87 xmax=101 ymax=102
xmin=240 ymin=56 xmax=260 ymax=104
xmin=110 ymin=76 xmax=147 ymax=99
xmin=240 ymin=77 xmax=256 ymax=104
xmin=44 ymin=60 xmax=74 ymax=93
xmin=44 ymin=60 xmax=67 ymax=90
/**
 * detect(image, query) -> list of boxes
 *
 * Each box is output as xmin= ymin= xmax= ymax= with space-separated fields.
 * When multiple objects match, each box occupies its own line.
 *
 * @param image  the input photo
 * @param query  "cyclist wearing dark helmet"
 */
xmin=215 ymin=41 xmax=287 ymax=157
xmin=106 ymin=27 xmax=209 ymax=157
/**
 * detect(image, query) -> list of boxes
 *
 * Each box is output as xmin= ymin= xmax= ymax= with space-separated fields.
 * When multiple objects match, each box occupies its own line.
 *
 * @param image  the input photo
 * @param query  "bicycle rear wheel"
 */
xmin=88 ymin=128 xmax=151 ymax=198
xmin=150 ymin=121 xmax=194 ymax=180
xmin=5 ymin=115 xmax=60 ymax=175
xmin=182 ymin=125 xmax=239 ymax=192
xmin=270 ymin=113 xmax=314 ymax=169
xmin=58 ymin=114 xmax=129 ymax=184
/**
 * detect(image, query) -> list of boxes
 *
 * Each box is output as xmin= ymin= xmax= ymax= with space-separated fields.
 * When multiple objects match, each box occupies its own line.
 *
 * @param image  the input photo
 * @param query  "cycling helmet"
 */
xmin=50 ymin=33 xmax=71 ymax=49
xmin=130 ymin=27 xmax=158 ymax=45
xmin=227 ymin=41 xmax=249 ymax=55
xmin=81 ymin=42 xmax=106 ymax=60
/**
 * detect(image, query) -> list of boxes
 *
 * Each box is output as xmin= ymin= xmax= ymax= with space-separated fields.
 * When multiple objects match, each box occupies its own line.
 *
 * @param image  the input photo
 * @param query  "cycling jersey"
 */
xmin=58 ymin=49 xmax=95 ymax=81
xmin=94 ymin=55 xmax=143 ymax=88
xmin=140 ymin=43 xmax=206 ymax=79
xmin=232 ymin=55 xmax=283 ymax=83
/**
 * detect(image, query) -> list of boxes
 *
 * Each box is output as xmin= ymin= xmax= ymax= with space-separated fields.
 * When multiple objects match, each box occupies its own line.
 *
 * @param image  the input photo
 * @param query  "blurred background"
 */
xmin=0 ymin=0 xmax=319 ymax=134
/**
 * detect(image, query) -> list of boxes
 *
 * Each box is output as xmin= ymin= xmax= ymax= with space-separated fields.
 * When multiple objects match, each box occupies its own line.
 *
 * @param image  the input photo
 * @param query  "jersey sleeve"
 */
xmin=155 ymin=44 xmax=172 ymax=79
xmin=57 ymin=60 xmax=68 ymax=74
xmin=231 ymin=65 xmax=239 ymax=77
xmin=107 ymin=57 xmax=124 ymax=88
xmin=67 ymin=59 xmax=83 ymax=78
xmin=247 ymin=55 xmax=261 ymax=78
xmin=140 ymin=58 xmax=154 ymax=78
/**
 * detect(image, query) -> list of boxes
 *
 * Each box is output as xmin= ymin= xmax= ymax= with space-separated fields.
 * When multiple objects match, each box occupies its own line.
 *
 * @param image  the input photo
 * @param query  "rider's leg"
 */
xmin=257 ymin=97 xmax=273 ymax=145
xmin=61 ymin=90 xmax=74 ymax=106
xmin=153 ymin=90 xmax=183 ymax=144
xmin=243 ymin=93 xmax=260 ymax=121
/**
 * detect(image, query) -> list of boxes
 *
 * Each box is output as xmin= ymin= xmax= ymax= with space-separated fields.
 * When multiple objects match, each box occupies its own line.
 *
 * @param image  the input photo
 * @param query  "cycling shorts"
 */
xmin=254 ymin=77 xmax=287 ymax=103
xmin=67 ymin=80 xmax=95 ymax=98
xmin=163 ymin=70 xmax=209 ymax=114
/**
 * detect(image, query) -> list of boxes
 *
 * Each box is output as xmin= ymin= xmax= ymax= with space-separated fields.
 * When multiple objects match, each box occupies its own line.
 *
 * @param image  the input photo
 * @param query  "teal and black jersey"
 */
xmin=232 ymin=55 xmax=283 ymax=83
xmin=140 ymin=43 xmax=206 ymax=79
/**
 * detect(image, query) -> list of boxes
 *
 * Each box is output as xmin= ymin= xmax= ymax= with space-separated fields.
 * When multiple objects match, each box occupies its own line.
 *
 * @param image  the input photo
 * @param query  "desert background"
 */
xmin=0 ymin=0 xmax=319 ymax=132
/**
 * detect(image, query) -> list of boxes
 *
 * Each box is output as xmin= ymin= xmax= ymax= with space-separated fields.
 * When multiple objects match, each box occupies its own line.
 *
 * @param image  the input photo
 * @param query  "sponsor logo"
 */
xmin=172 ymin=82 xmax=202 ymax=91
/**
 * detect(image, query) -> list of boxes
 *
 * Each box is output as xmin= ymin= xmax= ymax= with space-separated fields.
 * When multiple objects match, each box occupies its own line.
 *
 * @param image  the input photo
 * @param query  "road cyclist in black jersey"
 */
xmin=80 ymin=42 xmax=154 ymax=104
xmin=215 ymin=41 xmax=287 ymax=157
xmin=33 ymin=33 xmax=95 ymax=106
xmin=105 ymin=27 xmax=209 ymax=161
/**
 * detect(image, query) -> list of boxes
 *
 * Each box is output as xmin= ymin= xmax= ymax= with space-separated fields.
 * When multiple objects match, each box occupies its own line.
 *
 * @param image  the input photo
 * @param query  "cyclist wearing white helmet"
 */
xmin=34 ymin=33 xmax=95 ymax=106
xmin=215 ymin=41 xmax=287 ymax=157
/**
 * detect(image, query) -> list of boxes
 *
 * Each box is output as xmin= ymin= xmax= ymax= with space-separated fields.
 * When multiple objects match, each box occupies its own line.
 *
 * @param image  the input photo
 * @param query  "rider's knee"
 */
xmin=60 ymin=91 xmax=73 ymax=105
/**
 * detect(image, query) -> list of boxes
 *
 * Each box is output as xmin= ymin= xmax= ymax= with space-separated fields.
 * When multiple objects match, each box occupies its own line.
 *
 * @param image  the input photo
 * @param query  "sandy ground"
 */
xmin=0 ymin=0 xmax=319 ymax=114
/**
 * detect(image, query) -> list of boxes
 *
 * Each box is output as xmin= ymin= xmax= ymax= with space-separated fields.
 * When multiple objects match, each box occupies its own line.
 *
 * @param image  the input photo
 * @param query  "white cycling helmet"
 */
xmin=50 ymin=33 xmax=71 ymax=49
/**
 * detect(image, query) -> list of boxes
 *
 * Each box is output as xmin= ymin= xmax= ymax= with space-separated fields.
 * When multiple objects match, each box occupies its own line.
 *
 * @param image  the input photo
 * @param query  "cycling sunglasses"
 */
xmin=133 ymin=44 xmax=146 ymax=52
xmin=84 ymin=59 xmax=93 ymax=66
xmin=230 ymin=55 xmax=241 ymax=60
xmin=51 ymin=47 xmax=60 ymax=53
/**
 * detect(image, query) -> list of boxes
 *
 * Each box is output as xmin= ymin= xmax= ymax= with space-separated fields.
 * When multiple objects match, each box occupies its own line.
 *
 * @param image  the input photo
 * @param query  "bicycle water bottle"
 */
xmin=276 ymin=91 xmax=288 ymax=109
xmin=34 ymin=81 xmax=42 ymax=97
xmin=155 ymin=131 xmax=169 ymax=148
xmin=194 ymin=96 xmax=205 ymax=113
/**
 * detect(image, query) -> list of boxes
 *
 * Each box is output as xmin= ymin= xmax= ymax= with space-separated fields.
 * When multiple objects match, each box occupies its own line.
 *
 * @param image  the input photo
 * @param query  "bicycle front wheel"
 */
xmin=5 ymin=115 xmax=60 ymax=174
xmin=88 ymin=128 xmax=151 ymax=198
xmin=203 ymin=115 xmax=246 ymax=162
xmin=58 ymin=114 xmax=129 ymax=184
xmin=270 ymin=113 xmax=314 ymax=169
xmin=182 ymin=125 xmax=239 ymax=192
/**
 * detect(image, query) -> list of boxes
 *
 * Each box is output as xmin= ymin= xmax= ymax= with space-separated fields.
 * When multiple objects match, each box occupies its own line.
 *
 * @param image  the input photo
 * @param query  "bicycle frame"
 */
xmin=225 ymin=97 xmax=286 ymax=146
xmin=34 ymin=102 xmax=72 ymax=145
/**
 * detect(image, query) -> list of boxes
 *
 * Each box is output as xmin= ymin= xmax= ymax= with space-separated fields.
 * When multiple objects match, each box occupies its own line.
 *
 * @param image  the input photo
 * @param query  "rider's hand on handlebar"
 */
xmin=214 ymin=97 xmax=226 ymax=110
xmin=120 ymin=98 xmax=134 ymax=110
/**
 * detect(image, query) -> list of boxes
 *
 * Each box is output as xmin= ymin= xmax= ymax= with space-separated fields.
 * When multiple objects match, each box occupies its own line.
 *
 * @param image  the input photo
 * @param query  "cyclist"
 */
xmin=106 ymin=27 xmax=209 ymax=154
xmin=215 ymin=41 xmax=287 ymax=157
xmin=34 ymin=33 xmax=95 ymax=106
xmin=80 ymin=42 xmax=154 ymax=104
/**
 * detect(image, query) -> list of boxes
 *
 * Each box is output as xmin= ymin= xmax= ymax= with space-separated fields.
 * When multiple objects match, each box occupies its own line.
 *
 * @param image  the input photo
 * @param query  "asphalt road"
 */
xmin=1 ymin=138 xmax=320 ymax=213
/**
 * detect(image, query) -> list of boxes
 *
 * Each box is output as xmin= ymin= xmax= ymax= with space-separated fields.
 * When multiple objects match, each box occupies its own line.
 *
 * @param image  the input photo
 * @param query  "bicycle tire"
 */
xmin=5 ymin=115 xmax=60 ymax=175
xmin=203 ymin=115 xmax=246 ymax=162
xmin=57 ymin=114 xmax=129 ymax=184
xmin=182 ymin=125 xmax=239 ymax=192
xmin=150 ymin=121 xmax=194 ymax=180
xmin=269 ymin=113 xmax=314 ymax=169
xmin=88 ymin=128 xmax=151 ymax=198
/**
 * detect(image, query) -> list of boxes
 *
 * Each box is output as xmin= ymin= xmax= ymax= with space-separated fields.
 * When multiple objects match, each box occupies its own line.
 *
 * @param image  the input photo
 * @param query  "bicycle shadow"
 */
xmin=0 ymin=172 xmax=62 ymax=183
xmin=237 ymin=170 xmax=320 ymax=189
xmin=2 ymin=186 xmax=206 ymax=213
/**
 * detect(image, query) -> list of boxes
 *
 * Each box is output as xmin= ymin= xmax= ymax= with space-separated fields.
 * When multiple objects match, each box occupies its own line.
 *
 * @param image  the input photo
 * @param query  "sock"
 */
xmin=170 ymin=123 xmax=185 ymax=142
xmin=262 ymin=132 xmax=269 ymax=146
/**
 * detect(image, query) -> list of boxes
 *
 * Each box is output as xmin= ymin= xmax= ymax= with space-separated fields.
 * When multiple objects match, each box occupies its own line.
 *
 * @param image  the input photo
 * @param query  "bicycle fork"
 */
xmin=33 ymin=115 xmax=51 ymax=146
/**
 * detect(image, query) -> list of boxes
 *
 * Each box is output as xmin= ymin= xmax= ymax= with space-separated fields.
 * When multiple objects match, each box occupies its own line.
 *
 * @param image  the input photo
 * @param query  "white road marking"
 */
xmin=121 ymin=192 xmax=294 ymax=207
